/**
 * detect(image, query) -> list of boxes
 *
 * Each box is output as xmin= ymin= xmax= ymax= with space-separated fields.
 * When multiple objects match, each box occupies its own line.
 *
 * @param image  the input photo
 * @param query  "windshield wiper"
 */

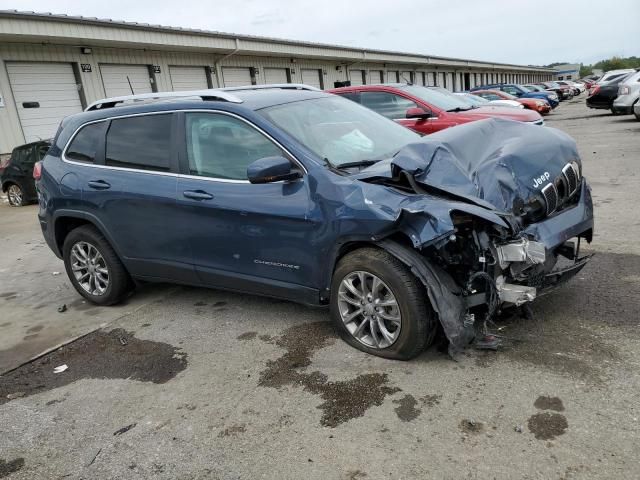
xmin=334 ymin=159 xmax=379 ymax=169
xmin=446 ymin=106 xmax=472 ymax=112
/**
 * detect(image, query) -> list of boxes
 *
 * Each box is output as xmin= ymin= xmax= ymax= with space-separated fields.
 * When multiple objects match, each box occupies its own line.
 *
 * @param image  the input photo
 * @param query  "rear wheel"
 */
xmin=7 ymin=184 xmax=24 ymax=207
xmin=63 ymin=225 xmax=132 ymax=305
xmin=330 ymin=248 xmax=436 ymax=360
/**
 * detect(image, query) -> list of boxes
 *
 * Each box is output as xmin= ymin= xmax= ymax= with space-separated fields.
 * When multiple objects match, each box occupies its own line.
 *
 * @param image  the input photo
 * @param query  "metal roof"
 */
xmin=0 ymin=9 xmax=555 ymax=72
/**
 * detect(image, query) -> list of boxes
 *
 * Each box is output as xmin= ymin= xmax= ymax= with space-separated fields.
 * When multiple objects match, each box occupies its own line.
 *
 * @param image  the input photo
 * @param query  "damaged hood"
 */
xmin=356 ymin=118 xmax=580 ymax=215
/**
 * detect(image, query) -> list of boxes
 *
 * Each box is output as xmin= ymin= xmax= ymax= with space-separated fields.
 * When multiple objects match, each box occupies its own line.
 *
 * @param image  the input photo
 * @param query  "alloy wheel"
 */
xmin=337 ymin=271 xmax=401 ymax=349
xmin=70 ymin=241 xmax=110 ymax=296
xmin=7 ymin=184 xmax=23 ymax=206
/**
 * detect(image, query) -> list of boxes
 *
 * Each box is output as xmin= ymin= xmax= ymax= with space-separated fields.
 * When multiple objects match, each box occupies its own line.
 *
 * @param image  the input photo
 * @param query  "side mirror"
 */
xmin=405 ymin=107 xmax=432 ymax=119
xmin=247 ymin=156 xmax=302 ymax=184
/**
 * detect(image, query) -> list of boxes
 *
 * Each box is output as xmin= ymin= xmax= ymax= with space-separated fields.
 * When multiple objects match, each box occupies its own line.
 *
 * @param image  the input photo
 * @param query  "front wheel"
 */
xmin=7 ymin=184 xmax=24 ymax=207
xmin=63 ymin=225 xmax=132 ymax=305
xmin=330 ymin=248 xmax=436 ymax=360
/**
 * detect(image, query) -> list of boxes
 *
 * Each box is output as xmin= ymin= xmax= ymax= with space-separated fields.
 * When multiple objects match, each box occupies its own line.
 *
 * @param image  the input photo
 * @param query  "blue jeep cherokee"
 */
xmin=37 ymin=86 xmax=593 ymax=359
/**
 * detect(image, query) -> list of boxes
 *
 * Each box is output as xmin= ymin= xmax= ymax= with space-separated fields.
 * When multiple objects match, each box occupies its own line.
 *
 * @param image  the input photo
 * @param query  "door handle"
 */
xmin=183 ymin=190 xmax=214 ymax=201
xmin=87 ymin=180 xmax=111 ymax=190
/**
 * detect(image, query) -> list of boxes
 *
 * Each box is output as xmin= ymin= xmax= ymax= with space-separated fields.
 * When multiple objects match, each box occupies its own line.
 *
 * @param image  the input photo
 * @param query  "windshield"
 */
xmin=457 ymin=94 xmax=488 ymax=106
xmin=519 ymin=85 xmax=533 ymax=92
xmin=499 ymin=91 xmax=519 ymax=100
xmin=400 ymin=85 xmax=472 ymax=111
xmin=259 ymin=96 xmax=420 ymax=167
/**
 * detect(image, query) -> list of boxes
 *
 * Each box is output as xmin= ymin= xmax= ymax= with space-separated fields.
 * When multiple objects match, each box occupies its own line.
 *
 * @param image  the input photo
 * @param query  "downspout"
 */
xmin=214 ymin=38 xmax=240 ymax=88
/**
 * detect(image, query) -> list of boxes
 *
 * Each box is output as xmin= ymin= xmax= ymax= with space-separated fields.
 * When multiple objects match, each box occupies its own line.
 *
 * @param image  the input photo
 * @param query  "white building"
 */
xmin=553 ymin=63 xmax=581 ymax=81
xmin=0 ymin=10 xmax=554 ymax=154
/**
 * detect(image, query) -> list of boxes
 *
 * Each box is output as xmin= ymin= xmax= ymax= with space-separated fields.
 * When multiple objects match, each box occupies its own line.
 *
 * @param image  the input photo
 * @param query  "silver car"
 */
xmin=612 ymin=70 xmax=640 ymax=115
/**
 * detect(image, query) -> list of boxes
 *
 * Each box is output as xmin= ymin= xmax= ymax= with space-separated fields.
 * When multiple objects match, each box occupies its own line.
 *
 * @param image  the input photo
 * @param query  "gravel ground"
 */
xmin=0 ymin=99 xmax=639 ymax=480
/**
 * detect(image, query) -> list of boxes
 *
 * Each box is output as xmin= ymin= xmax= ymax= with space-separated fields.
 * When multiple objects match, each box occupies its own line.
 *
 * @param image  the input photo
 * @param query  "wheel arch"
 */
xmin=52 ymin=210 xmax=123 ymax=260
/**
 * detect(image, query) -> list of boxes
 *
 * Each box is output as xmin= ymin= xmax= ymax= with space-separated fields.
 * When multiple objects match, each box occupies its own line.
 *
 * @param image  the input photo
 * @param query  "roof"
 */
xmin=0 ymin=10 xmax=555 ymax=72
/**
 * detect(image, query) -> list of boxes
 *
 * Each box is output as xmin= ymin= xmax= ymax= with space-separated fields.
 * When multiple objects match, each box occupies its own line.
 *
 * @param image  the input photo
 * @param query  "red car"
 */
xmin=328 ymin=84 xmax=544 ymax=135
xmin=472 ymin=89 xmax=551 ymax=114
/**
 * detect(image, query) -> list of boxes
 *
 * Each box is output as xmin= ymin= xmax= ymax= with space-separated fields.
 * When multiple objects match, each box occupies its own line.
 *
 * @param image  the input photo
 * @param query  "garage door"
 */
xmin=170 ymin=66 xmax=209 ymax=91
xmin=222 ymin=67 xmax=253 ymax=87
xmin=264 ymin=68 xmax=289 ymax=84
xmin=386 ymin=71 xmax=399 ymax=83
xmin=301 ymin=69 xmax=322 ymax=89
xmin=100 ymin=64 xmax=153 ymax=97
xmin=349 ymin=70 xmax=365 ymax=86
xmin=401 ymin=71 xmax=413 ymax=83
xmin=369 ymin=70 xmax=384 ymax=84
xmin=6 ymin=62 xmax=84 ymax=143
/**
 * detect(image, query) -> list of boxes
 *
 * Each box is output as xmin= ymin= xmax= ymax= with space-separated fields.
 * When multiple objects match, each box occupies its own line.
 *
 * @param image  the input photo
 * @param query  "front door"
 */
xmin=175 ymin=111 xmax=318 ymax=302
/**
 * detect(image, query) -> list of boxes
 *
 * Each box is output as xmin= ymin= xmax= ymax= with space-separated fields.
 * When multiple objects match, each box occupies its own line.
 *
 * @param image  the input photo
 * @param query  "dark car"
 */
xmin=586 ymin=73 xmax=633 ymax=112
xmin=36 ymin=87 xmax=593 ymax=359
xmin=536 ymin=81 xmax=573 ymax=100
xmin=470 ymin=83 xmax=559 ymax=107
xmin=1 ymin=139 xmax=51 ymax=206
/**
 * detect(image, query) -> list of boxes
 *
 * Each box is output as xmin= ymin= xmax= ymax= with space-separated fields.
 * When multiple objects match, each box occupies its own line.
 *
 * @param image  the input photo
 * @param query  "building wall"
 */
xmin=0 ymin=41 xmax=554 ymax=153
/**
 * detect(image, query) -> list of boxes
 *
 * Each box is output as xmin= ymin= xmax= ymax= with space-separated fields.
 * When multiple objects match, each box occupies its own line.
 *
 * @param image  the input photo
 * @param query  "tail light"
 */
xmin=589 ymin=85 xmax=600 ymax=96
xmin=33 ymin=161 xmax=42 ymax=180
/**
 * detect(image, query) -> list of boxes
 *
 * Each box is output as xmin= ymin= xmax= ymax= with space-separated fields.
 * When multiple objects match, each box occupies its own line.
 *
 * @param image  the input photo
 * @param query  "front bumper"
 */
xmin=494 ymin=181 xmax=594 ymax=304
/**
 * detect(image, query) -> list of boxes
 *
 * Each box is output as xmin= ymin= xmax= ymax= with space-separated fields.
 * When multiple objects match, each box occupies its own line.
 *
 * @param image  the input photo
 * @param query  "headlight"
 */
xmin=536 ymin=101 xmax=545 ymax=106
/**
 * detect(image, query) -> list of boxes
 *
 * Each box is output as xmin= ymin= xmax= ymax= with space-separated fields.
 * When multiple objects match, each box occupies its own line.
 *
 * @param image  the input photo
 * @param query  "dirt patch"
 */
xmin=0 ymin=458 xmax=24 ymax=478
xmin=0 ymin=328 xmax=187 ymax=404
xmin=534 ymin=396 xmax=565 ymax=412
xmin=259 ymin=321 xmax=400 ymax=427
xmin=393 ymin=394 xmax=421 ymax=422
xmin=0 ymin=292 xmax=17 ymax=299
xmin=237 ymin=331 xmax=258 ymax=341
xmin=459 ymin=419 xmax=484 ymax=434
xmin=420 ymin=394 xmax=442 ymax=407
xmin=218 ymin=424 xmax=246 ymax=437
xmin=26 ymin=325 xmax=44 ymax=334
xmin=528 ymin=412 xmax=568 ymax=440
xmin=113 ymin=423 xmax=136 ymax=436
xmin=0 ymin=322 xmax=11 ymax=328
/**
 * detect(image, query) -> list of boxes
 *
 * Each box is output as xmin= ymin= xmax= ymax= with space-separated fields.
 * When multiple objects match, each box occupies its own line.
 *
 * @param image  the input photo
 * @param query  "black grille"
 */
xmin=562 ymin=164 xmax=578 ymax=194
xmin=542 ymin=183 xmax=558 ymax=215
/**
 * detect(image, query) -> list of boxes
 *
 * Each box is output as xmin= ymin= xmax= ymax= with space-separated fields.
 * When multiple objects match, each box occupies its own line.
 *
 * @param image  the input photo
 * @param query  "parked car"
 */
xmin=1 ymin=139 xmax=51 ymax=206
xmin=472 ymin=89 xmax=551 ymax=114
xmin=536 ymin=82 xmax=573 ymax=100
xmin=36 ymin=87 xmax=593 ymax=359
xmin=455 ymin=92 xmax=523 ymax=108
xmin=471 ymin=83 xmax=559 ymax=107
xmin=522 ymin=84 xmax=560 ymax=107
xmin=587 ymin=73 xmax=634 ymax=112
xmin=328 ymin=84 xmax=543 ymax=135
xmin=555 ymin=81 xmax=581 ymax=96
xmin=634 ymin=99 xmax=640 ymax=121
xmin=596 ymin=69 xmax=636 ymax=84
xmin=612 ymin=70 xmax=640 ymax=115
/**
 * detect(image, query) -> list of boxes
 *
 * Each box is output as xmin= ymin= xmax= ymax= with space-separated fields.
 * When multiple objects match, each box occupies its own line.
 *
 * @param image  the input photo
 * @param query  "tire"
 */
xmin=62 ymin=225 xmax=132 ymax=305
xmin=7 ymin=183 xmax=24 ymax=207
xmin=330 ymin=248 xmax=436 ymax=360
xmin=635 ymin=111 xmax=640 ymax=122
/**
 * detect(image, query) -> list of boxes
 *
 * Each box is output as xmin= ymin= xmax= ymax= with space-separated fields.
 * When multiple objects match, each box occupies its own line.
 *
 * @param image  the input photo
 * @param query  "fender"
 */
xmin=51 ymin=209 xmax=124 ymax=259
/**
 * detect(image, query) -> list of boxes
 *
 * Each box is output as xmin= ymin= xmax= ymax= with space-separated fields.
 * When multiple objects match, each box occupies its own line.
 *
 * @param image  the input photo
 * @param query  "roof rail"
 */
xmin=85 ymin=89 xmax=243 ymax=111
xmin=221 ymin=83 xmax=321 ymax=92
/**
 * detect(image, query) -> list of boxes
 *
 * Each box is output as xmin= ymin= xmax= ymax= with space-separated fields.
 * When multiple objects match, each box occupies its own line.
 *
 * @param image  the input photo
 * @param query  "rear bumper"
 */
xmin=611 ymin=105 xmax=634 ymax=114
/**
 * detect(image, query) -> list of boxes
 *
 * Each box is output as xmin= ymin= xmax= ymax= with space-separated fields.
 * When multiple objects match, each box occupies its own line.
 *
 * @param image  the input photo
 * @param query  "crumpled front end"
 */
xmin=355 ymin=118 xmax=594 ymax=353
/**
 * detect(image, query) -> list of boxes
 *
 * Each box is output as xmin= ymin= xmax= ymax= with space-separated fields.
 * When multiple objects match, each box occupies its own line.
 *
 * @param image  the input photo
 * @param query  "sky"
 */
xmin=1 ymin=0 xmax=639 ymax=66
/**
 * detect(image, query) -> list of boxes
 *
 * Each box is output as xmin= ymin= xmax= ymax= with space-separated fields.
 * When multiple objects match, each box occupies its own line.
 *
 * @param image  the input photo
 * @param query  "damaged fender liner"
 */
xmin=376 ymin=239 xmax=475 ymax=353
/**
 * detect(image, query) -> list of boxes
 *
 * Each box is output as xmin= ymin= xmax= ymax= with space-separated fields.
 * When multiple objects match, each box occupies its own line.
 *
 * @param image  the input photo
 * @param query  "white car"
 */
xmin=454 ymin=92 xmax=523 ymax=109
xmin=597 ymin=69 xmax=636 ymax=84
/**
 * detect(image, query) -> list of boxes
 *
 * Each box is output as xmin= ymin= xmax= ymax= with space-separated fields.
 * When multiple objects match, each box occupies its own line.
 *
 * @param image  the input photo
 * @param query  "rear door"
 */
xmin=175 ymin=111 xmax=317 ymax=301
xmin=63 ymin=113 xmax=196 ymax=283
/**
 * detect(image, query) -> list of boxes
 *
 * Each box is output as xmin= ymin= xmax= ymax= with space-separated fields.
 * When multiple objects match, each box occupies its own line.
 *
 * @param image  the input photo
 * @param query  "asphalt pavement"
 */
xmin=0 ymin=98 xmax=639 ymax=480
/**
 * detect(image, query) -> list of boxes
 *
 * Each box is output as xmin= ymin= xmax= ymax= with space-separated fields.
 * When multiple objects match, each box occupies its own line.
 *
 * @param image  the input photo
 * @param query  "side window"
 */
xmin=338 ymin=92 xmax=360 ymax=103
xmin=11 ymin=147 xmax=29 ymax=167
xmin=66 ymin=122 xmax=106 ymax=163
xmin=185 ymin=113 xmax=283 ymax=181
xmin=502 ymin=86 xmax=519 ymax=96
xmin=106 ymin=115 xmax=172 ymax=171
xmin=360 ymin=92 xmax=419 ymax=120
